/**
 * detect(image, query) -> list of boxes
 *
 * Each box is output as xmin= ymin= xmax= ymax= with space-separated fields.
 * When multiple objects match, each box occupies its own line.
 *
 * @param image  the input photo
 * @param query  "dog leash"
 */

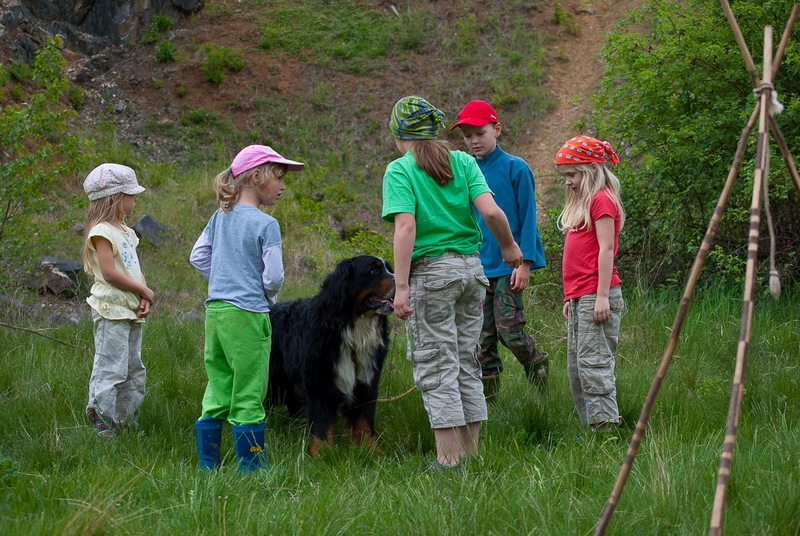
xmin=377 ymin=385 xmax=417 ymax=403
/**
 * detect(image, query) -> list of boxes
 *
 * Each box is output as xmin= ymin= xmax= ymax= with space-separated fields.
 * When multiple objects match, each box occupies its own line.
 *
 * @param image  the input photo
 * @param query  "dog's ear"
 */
xmin=318 ymin=257 xmax=355 ymax=310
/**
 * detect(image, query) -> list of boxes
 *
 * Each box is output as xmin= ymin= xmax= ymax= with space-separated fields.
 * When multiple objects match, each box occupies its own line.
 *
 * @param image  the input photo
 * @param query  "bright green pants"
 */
xmin=200 ymin=301 xmax=271 ymax=426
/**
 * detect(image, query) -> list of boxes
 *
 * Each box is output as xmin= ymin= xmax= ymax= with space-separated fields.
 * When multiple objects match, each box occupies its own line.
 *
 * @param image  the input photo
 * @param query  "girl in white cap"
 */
xmin=82 ymin=163 xmax=154 ymax=439
xmin=190 ymin=144 xmax=304 ymax=472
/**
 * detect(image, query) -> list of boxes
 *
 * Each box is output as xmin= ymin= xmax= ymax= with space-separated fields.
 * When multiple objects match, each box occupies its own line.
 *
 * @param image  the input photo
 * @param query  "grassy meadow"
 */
xmin=2 ymin=0 xmax=799 ymax=534
xmin=1 ymin=280 xmax=798 ymax=535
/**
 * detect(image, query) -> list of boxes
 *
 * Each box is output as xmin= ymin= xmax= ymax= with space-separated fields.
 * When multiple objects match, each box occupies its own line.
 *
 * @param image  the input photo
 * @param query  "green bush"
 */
xmin=594 ymin=0 xmax=800 ymax=287
xmin=68 ymin=84 xmax=84 ymax=110
xmin=142 ymin=13 xmax=175 ymax=44
xmin=201 ymin=45 xmax=243 ymax=84
xmin=0 ymin=36 xmax=91 ymax=271
xmin=154 ymin=39 xmax=178 ymax=63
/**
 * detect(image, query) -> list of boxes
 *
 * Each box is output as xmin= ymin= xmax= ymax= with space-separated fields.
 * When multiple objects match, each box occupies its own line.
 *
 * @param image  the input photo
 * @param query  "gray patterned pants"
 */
xmin=86 ymin=310 xmax=146 ymax=430
xmin=566 ymin=286 xmax=623 ymax=426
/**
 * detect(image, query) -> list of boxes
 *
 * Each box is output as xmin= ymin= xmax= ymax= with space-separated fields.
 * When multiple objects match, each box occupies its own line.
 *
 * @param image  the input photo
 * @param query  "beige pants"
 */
xmin=566 ymin=286 xmax=624 ymax=426
xmin=86 ymin=310 xmax=146 ymax=430
xmin=407 ymin=253 xmax=489 ymax=429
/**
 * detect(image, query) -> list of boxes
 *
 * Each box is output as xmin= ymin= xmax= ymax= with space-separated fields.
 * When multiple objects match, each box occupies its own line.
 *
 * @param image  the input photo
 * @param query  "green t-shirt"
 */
xmin=382 ymin=149 xmax=492 ymax=261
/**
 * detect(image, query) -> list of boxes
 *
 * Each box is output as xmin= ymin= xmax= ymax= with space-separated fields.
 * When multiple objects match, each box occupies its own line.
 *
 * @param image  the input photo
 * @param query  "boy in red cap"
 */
xmin=451 ymin=100 xmax=548 ymax=400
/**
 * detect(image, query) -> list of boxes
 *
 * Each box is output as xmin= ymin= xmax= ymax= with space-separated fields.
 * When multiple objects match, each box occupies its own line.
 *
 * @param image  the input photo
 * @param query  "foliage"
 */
xmin=142 ymin=13 xmax=175 ymax=44
xmin=200 ymin=44 xmax=243 ymax=84
xmin=0 ymin=36 xmax=91 ymax=270
xmin=552 ymin=1 xmax=580 ymax=36
xmin=154 ymin=39 xmax=178 ymax=63
xmin=6 ymin=59 xmax=31 ymax=81
xmin=68 ymin=84 xmax=84 ymax=110
xmin=594 ymin=0 xmax=800 ymax=288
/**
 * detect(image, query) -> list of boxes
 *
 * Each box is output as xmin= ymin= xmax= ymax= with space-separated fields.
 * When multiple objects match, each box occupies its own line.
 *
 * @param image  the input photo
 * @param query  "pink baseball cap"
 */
xmin=230 ymin=145 xmax=305 ymax=177
xmin=450 ymin=100 xmax=499 ymax=131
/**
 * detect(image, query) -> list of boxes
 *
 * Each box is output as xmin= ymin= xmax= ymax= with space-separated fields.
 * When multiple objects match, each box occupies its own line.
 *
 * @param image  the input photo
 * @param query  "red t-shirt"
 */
xmin=562 ymin=189 xmax=622 ymax=300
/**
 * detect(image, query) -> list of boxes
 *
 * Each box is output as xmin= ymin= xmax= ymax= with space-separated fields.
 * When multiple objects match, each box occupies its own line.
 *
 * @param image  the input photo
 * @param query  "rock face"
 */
xmin=0 ymin=0 xmax=203 ymax=63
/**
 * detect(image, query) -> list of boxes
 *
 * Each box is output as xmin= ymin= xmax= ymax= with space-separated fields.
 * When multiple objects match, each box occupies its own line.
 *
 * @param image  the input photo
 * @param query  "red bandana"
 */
xmin=555 ymin=136 xmax=619 ymax=165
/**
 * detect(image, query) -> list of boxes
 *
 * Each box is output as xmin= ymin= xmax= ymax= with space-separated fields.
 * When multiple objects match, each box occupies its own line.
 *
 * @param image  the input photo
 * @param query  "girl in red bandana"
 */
xmin=555 ymin=136 xmax=625 ymax=431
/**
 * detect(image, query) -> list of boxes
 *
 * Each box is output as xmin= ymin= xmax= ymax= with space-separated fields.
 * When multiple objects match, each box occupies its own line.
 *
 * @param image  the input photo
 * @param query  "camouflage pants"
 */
xmin=566 ymin=286 xmax=624 ymax=426
xmin=479 ymin=275 xmax=544 ymax=376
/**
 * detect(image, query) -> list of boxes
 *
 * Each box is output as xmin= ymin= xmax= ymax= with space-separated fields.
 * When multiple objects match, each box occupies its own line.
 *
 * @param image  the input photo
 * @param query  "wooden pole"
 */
xmin=708 ymin=25 xmax=773 ymax=536
xmin=771 ymin=4 xmax=799 ymax=79
xmin=720 ymin=0 xmax=760 ymax=87
xmin=769 ymin=116 xmax=800 ymax=198
xmin=593 ymin=103 xmax=760 ymax=536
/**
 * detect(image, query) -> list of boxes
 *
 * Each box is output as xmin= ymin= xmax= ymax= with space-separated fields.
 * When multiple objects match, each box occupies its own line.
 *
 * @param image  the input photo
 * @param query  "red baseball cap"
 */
xmin=450 ymin=100 xmax=499 ymax=131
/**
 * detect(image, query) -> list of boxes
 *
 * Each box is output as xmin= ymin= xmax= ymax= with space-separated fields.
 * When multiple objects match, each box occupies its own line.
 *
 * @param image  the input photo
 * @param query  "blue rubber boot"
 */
xmin=232 ymin=422 xmax=267 ymax=472
xmin=195 ymin=418 xmax=224 ymax=470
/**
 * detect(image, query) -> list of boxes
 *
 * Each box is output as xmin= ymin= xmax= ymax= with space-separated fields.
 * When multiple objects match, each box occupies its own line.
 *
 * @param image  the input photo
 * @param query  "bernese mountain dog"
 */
xmin=266 ymin=255 xmax=395 ymax=457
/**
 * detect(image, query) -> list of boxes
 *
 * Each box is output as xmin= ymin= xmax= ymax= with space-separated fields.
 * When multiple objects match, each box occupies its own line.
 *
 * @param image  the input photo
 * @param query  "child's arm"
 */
xmin=138 ymin=274 xmax=152 ymax=317
xmin=93 ymin=236 xmax=155 ymax=305
xmin=594 ymin=215 xmax=615 ymax=324
xmin=189 ymin=232 xmax=212 ymax=279
xmin=473 ymin=192 xmax=523 ymax=268
xmin=261 ymin=244 xmax=284 ymax=307
xmin=392 ymin=212 xmax=416 ymax=321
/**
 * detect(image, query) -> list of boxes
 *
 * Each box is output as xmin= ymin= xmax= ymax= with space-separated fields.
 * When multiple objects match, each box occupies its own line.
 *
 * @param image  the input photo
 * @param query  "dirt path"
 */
xmin=523 ymin=0 xmax=644 ymax=204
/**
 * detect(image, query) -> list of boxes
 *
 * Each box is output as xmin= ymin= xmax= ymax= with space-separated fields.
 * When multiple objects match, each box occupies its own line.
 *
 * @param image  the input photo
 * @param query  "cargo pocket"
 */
xmin=421 ymin=278 xmax=459 ymax=323
xmin=411 ymin=347 xmax=442 ymax=392
xmin=579 ymin=353 xmax=615 ymax=395
xmin=609 ymin=292 xmax=624 ymax=313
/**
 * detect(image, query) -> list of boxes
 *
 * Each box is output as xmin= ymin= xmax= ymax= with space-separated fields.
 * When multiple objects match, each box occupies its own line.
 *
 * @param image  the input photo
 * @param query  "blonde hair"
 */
xmin=82 ymin=193 xmax=127 ymax=274
xmin=212 ymin=162 xmax=287 ymax=212
xmin=408 ymin=139 xmax=455 ymax=185
xmin=556 ymin=163 xmax=625 ymax=232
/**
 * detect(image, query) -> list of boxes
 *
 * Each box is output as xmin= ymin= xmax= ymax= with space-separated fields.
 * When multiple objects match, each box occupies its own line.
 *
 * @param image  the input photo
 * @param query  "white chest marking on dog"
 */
xmin=335 ymin=315 xmax=385 ymax=402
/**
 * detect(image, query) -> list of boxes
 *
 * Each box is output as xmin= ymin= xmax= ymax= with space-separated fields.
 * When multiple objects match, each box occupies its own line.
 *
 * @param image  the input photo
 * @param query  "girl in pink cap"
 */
xmin=190 ymin=145 xmax=304 ymax=471
xmin=555 ymin=136 xmax=625 ymax=432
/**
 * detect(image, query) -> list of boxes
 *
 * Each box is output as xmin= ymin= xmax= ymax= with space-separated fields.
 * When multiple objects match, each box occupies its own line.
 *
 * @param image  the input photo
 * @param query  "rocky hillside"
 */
xmin=1 ymin=0 xmax=644 ymax=194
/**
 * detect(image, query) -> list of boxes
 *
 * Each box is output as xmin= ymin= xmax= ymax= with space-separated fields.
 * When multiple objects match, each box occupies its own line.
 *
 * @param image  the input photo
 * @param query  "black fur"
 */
xmin=266 ymin=255 xmax=395 ymax=456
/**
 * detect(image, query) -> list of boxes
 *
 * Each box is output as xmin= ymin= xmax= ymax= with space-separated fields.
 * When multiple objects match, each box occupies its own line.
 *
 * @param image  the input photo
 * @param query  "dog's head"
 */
xmin=321 ymin=255 xmax=395 ymax=316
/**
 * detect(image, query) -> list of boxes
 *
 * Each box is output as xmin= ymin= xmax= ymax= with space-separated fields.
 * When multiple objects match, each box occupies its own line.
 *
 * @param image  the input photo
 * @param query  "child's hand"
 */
xmin=138 ymin=297 xmax=151 ymax=318
xmin=509 ymin=263 xmax=530 ymax=292
xmin=562 ymin=301 xmax=569 ymax=320
xmin=393 ymin=287 xmax=414 ymax=320
xmin=501 ymin=243 xmax=523 ymax=269
xmin=594 ymin=295 xmax=610 ymax=324
xmin=140 ymin=286 xmax=155 ymax=305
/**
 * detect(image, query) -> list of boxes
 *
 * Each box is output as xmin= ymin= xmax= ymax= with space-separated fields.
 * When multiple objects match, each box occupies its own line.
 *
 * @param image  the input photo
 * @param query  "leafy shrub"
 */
xmin=594 ymin=0 xmax=800 ymax=287
xmin=0 ymin=36 xmax=91 ymax=269
xmin=155 ymin=39 xmax=178 ymax=63
xmin=7 ymin=60 xmax=31 ymax=81
xmin=69 ymin=84 xmax=84 ymax=110
xmin=142 ymin=13 xmax=175 ymax=44
xmin=201 ymin=45 xmax=243 ymax=84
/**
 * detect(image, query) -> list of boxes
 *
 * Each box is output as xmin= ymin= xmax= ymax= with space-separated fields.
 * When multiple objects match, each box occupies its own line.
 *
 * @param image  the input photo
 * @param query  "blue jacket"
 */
xmin=474 ymin=146 xmax=546 ymax=277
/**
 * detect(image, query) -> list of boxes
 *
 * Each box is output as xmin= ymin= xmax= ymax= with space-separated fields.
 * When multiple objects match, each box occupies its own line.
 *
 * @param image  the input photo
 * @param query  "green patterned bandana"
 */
xmin=389 ymin=96 xmax=445 ymax=140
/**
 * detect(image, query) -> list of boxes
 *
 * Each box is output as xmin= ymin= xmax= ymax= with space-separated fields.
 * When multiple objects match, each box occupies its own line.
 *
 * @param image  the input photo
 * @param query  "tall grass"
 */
xmin=1 ymin=283 xmax=798 ymax=534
